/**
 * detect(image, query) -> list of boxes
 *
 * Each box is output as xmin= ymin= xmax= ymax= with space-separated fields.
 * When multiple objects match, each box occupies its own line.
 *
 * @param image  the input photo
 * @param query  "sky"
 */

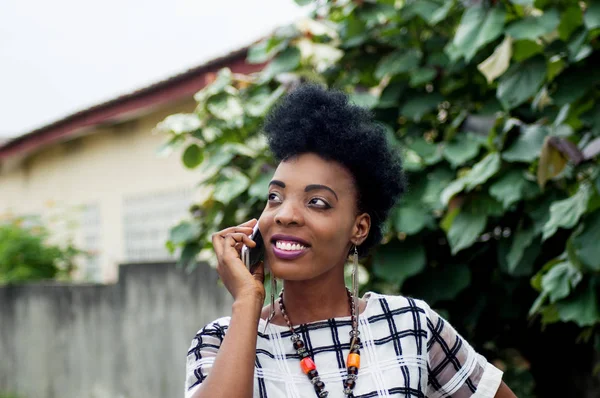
xmin=0 ymin=0 xmax=306 ymax=138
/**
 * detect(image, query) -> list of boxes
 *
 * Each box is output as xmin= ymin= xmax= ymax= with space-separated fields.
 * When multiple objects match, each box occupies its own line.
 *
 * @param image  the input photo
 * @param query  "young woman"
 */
xmin=185 ymin=85 xmax=516 ymax=398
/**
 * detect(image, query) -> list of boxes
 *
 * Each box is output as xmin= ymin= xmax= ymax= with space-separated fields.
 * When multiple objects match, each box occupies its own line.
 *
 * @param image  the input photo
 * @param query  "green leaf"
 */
xmin=537 ymin=137 xmax=567 ymax=189
xmin=341 ymin=13 xmax=367 ymax=47
xmin=440 ymin=177 xmax=466 ymax=206
xmin=497 ymin=56 xmax=546 ymax=110
xmin=405 ymin=0 xmax=454 ymax=26
xmin=169 ymin=222 xmax=201 ymax=245
xmin=350 ymin=91 xmax=379 ymax=109
xmin=505 ymin=8 xmax=560 ymax=40
xmin=465 ymin=152 xmax=502 ymax=190
xmin=543 ymin=184 xmax=592 ymax=241
xmin=246 ymin=38 xmax=283 ymax=64
xmin=572 ymin=210 xmax=600 ymax=272
xmin=197 ymin=150 xmax=236 ymax=182
xmin=156 ymin=135 xmax=185 ymax=157
xmin=372 ymin=240 xmax=426 ymax=287
xmin=505 ymin=227 xmax=540 ymax=276
xmin=400 ymin=93 xmax=442 ymax=122
xmin=423 ymin=167 xmax=455 ymax=210
xmin=567 ymin=28 xmax=591 ymax=62
xmin=406 ymin=263 xmax=471 ymax=305
xmin=449 ymin=5 xmax=506 ymax=61
xmin=201 ymin=126 xmax=222 ymax=143
xmin=443 ymin=133 xmax=481 ymax=168
xmin=156 ymin=113 xmax=201 ymax=135
xmin=394 ymin=205 xmax=432 ymax=235
xmin=403 ymin=149 xmax=424 ymax=172
xmin=558 ymin=6 xmax=583 ymax=41
xmin=248 ymin=172 xmax=272 ymax=199
xmin=447 ymin=207 xmax=487 ymax=254
xmin=407 ymin=137 xmax=443 ymax=165
xmin=378 ymin=82 xmax=407 ymax=108
xmin=177 ymin=243 xmax=201 ymax=271
xmin=467 ymin=194 xmax=504 ymax=217
xmin=262 ymin=47 xmax=301 ymax=79
xmin=556 ymin=277 xmax=600 ymax=327
xmin=182 ymin=144 xmax=204 ymax=169
xmin=213 ymin=168 xmax=251 ymax=205
xmin=541 ymin=261 xmax=582 ymax=303
xmin=584 ymin=2 xmax=600 ymax=30
xmin=477 ymin=35 xmax=512 ymax=84
xmin=489 ymin=169 xmax=530 ymax=209
xmin=375 ymin=49 xmax=422 ymax=79
xmin=409 ymin=67 xmax=437 ymax=87
xmin=207 ymin=92 xmax=245 ymax=124
xmin=552 ymin=67 xmax=600 ymax=107
xmin=503 ymin=125 xmax=549 ymax=163
xmin=512 ymin=39 xmax=543 ymax=62
xmin=245 ymin=86 xmax=285 ymax=117
xmin=294 ymin=0 xmax=312 ymax=6
xmin=194 ymin=69 xmax=233 ymax=103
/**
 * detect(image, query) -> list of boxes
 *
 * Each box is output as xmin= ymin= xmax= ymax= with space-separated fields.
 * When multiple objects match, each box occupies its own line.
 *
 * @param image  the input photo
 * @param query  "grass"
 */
xmin=0 ymin=393 xmax=23 ymax=398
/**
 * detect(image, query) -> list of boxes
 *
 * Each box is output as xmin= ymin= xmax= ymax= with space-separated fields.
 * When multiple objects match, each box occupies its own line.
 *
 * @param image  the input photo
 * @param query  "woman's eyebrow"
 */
xmin=269 ymin=180 xmax=286 ymax=188
xmin=305 ymin=184 xmax=338 ymax=201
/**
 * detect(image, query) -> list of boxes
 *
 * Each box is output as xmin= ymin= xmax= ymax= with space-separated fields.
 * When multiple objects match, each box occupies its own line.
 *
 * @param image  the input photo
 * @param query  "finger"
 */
xmin=238 ymin=218 xmax=258 ymax=228
xmin=233 ymin=242 xmax=244 ymax=253
xmin=223 ymin=233 xmax=256 ymax=248
xmin=216 ymin=226 xmax=254 ymax=238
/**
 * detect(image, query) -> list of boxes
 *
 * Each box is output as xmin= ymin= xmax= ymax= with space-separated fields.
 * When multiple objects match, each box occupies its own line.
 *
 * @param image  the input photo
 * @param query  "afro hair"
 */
xmin=263 ymin=84 xmax=406 ymax=257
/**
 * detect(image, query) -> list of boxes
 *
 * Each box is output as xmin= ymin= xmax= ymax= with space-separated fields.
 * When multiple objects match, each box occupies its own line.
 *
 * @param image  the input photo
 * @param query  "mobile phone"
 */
xmin=241 ymin=223 xmax=264 ymax=269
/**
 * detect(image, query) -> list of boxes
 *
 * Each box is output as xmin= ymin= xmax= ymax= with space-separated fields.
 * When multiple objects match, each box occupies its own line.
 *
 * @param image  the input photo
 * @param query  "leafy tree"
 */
xmin=0 ymin=216 xmax=81 ymax=283
xmin=158 ymin=1 xmax=600 ymax=395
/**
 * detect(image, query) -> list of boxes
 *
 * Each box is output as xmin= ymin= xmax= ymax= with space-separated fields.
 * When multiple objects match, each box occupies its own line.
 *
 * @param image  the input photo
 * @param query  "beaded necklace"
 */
xmin=278 ymin=288 xmax=361 ymax=398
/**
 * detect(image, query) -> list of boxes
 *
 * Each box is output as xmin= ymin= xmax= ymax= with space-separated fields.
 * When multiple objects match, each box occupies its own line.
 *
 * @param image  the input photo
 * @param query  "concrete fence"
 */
xmin=0 ymin=262 xmax=233 ymax=398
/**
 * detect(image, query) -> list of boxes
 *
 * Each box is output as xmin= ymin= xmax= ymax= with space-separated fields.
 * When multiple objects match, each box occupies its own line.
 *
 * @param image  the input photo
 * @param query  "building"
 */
xmin=0 ymin=47 xmax=261 ymax=282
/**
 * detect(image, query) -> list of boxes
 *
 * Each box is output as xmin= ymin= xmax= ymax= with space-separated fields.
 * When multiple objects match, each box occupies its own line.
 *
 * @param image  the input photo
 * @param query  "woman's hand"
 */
xmin=211 ymin=219 xmax=265 ymax=304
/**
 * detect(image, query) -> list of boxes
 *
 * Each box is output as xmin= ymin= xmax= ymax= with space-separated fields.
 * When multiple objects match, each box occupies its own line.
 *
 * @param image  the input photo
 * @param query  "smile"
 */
xmin=271 ymin=236 xmax=310 ymax=260
xmin=275 ymin=240 xmax=307 ymax=251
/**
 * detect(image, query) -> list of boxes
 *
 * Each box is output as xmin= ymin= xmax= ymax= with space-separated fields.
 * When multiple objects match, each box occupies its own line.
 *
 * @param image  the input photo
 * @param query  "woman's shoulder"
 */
xmin=192 ymin=316 xmax=232 ymax=338
xmin=364 ymin=291 xmax=432 ymax=317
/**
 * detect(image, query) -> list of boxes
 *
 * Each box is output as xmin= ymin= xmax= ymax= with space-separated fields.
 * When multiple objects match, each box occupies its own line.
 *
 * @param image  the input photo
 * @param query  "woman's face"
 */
xmin=258 ymin=152 xmax=370 ymax=281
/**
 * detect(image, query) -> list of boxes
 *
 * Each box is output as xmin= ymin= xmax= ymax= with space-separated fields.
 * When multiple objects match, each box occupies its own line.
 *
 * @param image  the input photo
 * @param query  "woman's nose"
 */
xmin=274 ymin=201 xmax=303 ymax=226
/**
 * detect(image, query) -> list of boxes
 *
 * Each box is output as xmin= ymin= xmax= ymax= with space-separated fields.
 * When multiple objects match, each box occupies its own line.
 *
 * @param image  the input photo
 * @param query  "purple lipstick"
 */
xmin=271 ymin=234 xmax=310 ymax=260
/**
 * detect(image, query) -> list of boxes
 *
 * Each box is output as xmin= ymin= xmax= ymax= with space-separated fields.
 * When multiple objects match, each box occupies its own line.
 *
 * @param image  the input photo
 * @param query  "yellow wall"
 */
xmin=0 ymin=98 xmax=204 ymax=282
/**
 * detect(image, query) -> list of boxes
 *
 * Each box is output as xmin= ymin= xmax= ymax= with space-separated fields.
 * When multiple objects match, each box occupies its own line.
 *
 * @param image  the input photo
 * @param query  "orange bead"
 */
xmin=300 ymin=357 xmax=316 ymax=374
xmin=347 ymin=353 xmax=360 ymax=369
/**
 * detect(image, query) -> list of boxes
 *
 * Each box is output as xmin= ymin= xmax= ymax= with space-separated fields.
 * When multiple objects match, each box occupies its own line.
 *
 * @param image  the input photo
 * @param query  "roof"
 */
xmin=0 ymin=47 xmax=262 ymax=159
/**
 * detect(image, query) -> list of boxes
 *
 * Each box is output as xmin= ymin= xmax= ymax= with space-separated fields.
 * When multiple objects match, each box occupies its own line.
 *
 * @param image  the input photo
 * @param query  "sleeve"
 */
xmin=184 ymin=318 xmax=229 ymax=398
xmin=425 ymin=306 xmax=503 ymax=398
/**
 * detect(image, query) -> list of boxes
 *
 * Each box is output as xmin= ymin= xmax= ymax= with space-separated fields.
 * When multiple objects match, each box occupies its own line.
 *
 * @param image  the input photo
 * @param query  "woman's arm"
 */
xmin=190 ymin=295 xmax=263 ymax=398
xmin=494 ymin=381 xmax=517 ymax=398
xmin=189 ymin=219 xmax=266 ymax=398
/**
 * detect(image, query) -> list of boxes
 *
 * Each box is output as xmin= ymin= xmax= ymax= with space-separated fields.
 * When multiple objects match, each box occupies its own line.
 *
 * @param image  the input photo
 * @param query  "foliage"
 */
xmin=0 ymin=393 xmax=24 ymax=398
xmin=158 ymin=0 xmax=600 ymax=394
xmin=0 ymin=216 xmax=82 ymax=283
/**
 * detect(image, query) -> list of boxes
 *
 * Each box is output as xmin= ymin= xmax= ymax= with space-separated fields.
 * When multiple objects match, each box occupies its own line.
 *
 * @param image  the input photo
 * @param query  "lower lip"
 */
xmin=272 ymin=245 xmax=309 ymax=260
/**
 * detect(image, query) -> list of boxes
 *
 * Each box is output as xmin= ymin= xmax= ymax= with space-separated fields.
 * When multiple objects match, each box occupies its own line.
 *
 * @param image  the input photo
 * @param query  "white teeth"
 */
xmin=275 ymin=241 xmax=306 ymax=251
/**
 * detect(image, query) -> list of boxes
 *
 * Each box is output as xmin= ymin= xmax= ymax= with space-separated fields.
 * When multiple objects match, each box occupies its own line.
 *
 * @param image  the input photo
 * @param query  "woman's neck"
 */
xmin=279 ymin=268 xmax=351 ymax=326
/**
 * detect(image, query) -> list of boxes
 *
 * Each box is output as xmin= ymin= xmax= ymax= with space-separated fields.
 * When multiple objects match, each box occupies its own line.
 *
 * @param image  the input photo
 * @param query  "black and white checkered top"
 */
xmin=186 ymin=292 xmax=503 ymax=398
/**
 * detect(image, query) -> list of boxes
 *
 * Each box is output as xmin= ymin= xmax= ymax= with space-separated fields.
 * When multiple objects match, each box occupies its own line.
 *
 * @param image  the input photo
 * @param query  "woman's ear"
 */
xmin=353 ymin=213 xmax=371 ymax=246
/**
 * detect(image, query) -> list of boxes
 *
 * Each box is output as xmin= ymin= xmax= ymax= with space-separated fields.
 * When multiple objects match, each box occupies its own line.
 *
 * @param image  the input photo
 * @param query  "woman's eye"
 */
xmin=268 ymin=193 xmax=281 ymax=202
xmin=309 ymin=198 xmax=331 ymax=208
